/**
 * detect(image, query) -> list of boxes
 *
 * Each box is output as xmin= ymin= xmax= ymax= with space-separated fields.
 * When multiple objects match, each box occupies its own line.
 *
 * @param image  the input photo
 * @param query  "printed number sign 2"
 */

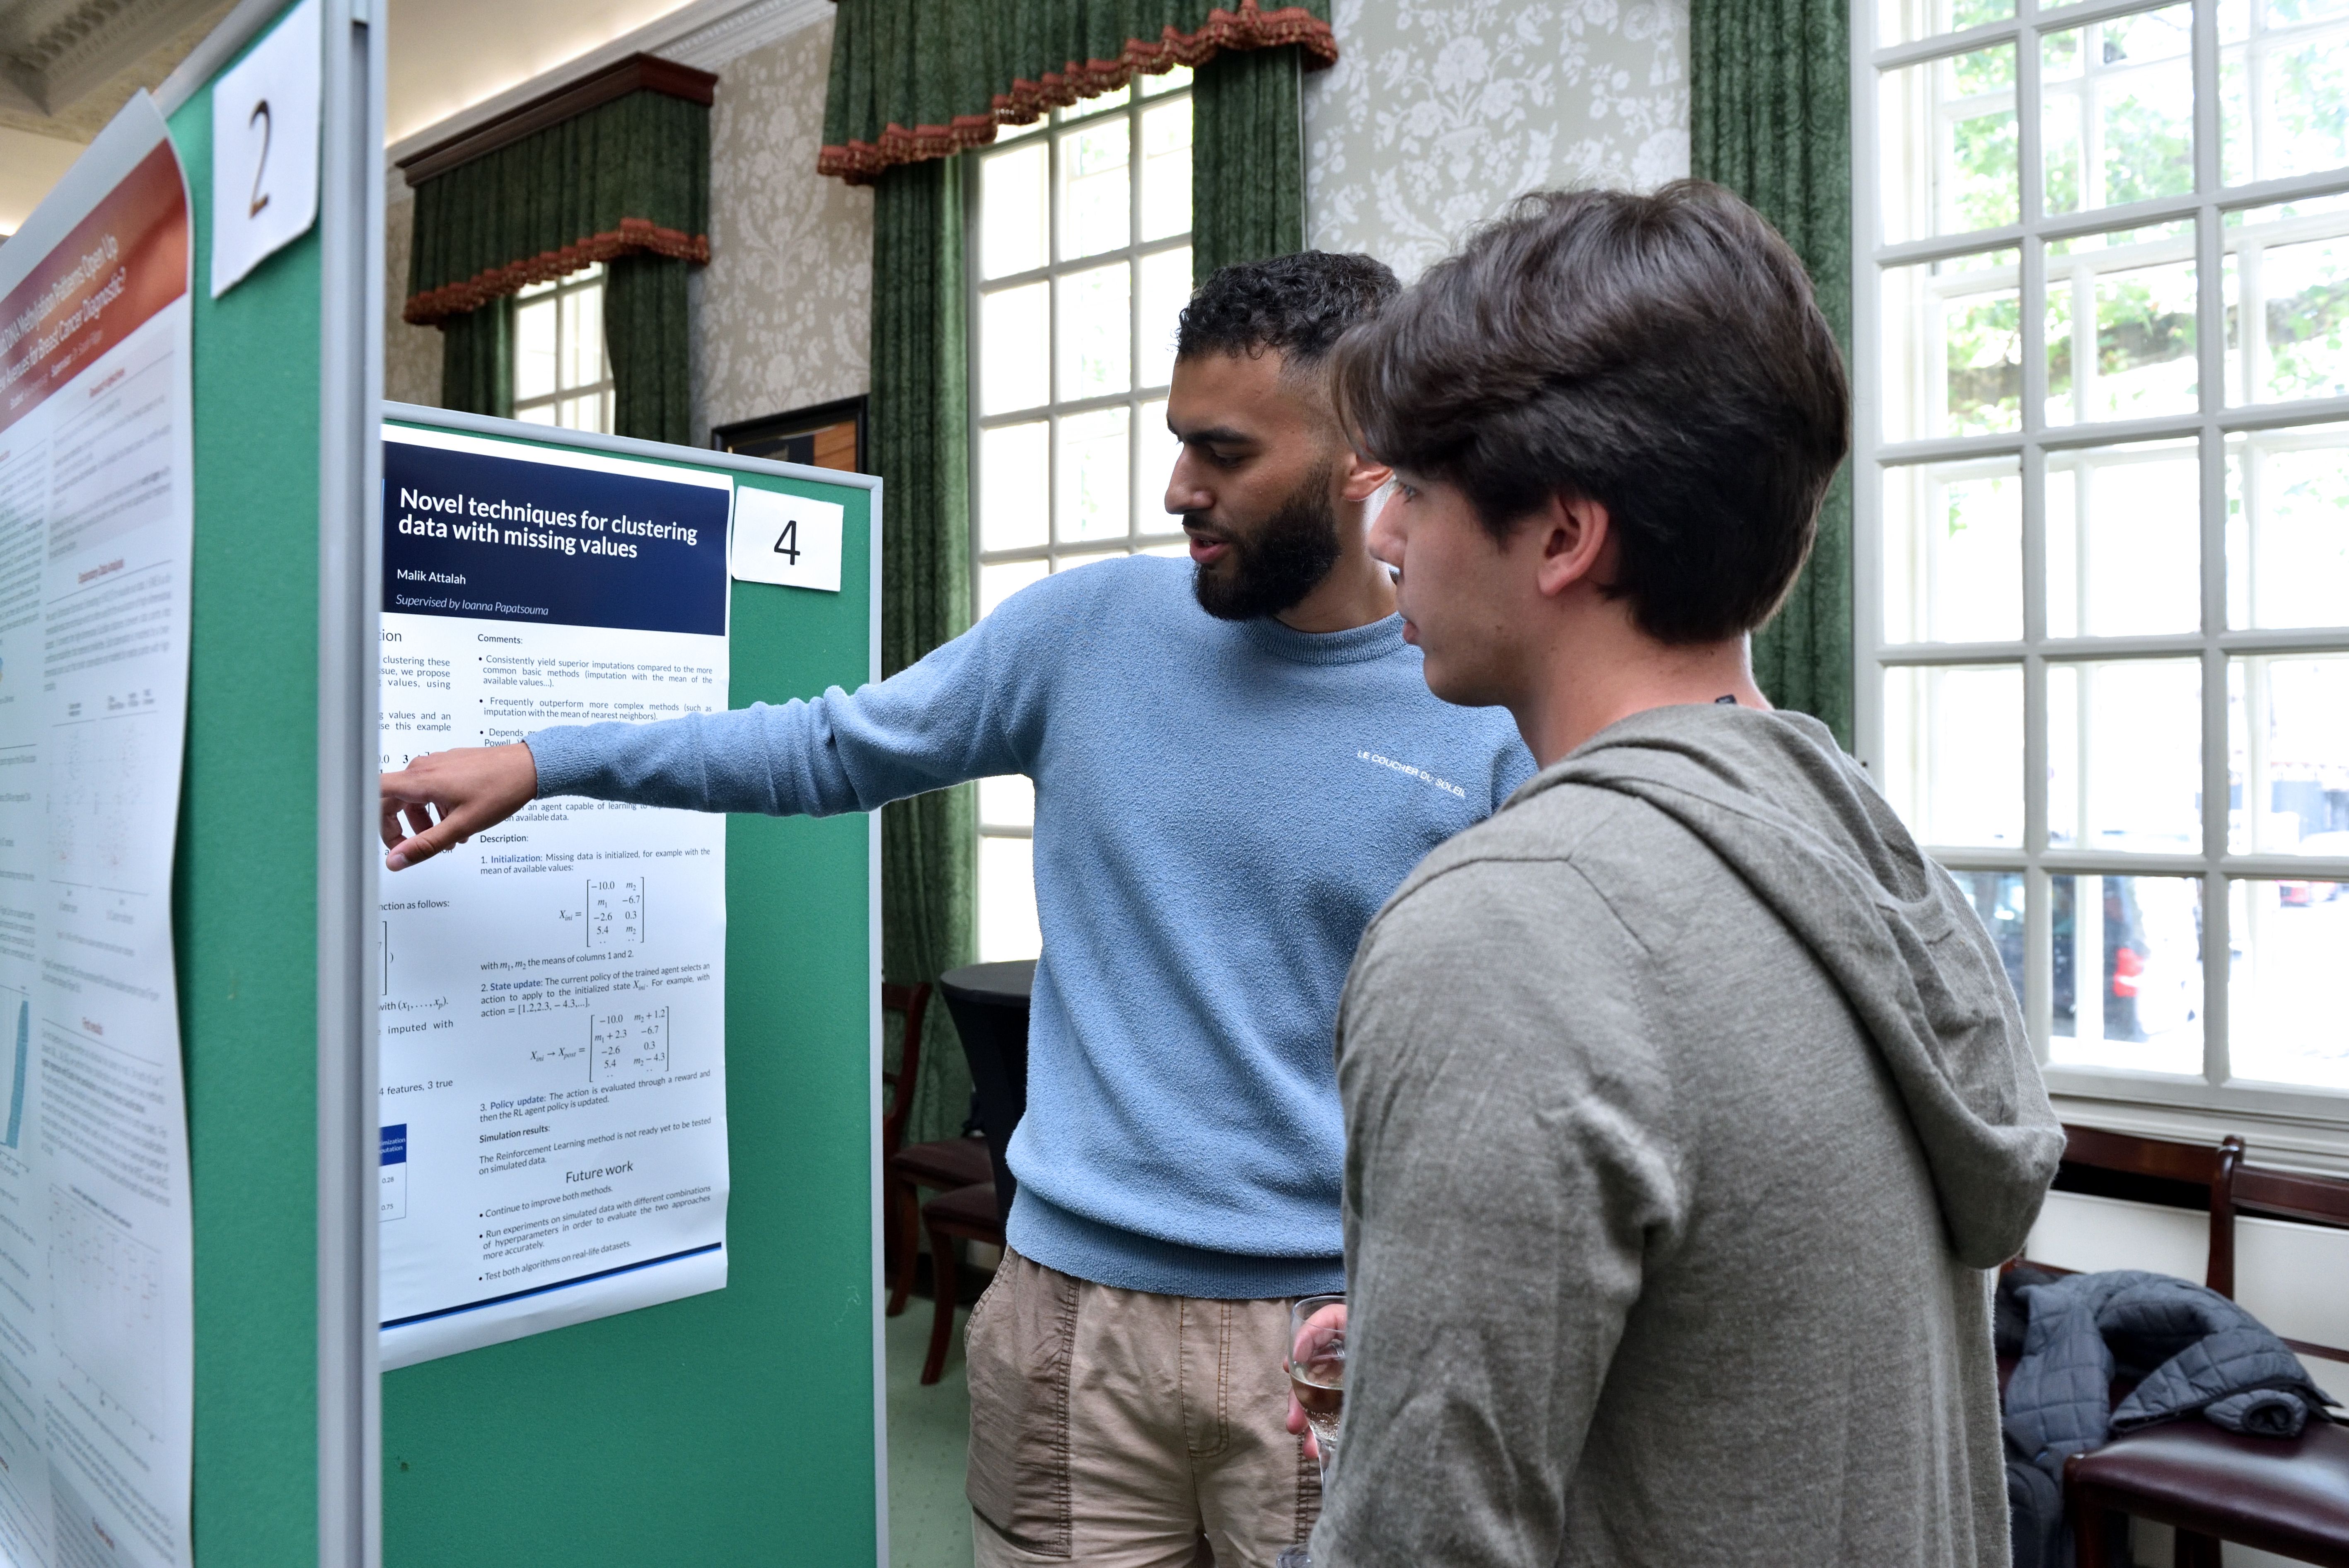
xmin=209 ymin=0 xmax=321 ymax=298
xmin=730 ymin=488 xmax=843 ymax=594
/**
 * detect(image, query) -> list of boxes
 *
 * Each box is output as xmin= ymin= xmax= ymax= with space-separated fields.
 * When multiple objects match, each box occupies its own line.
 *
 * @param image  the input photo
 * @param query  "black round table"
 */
xmin=936 ymin=960 xmax=1034 ymax=1217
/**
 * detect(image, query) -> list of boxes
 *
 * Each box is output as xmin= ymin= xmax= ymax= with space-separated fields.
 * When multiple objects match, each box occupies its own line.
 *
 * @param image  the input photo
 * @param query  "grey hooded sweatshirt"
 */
xmin=1315 ymin=703 xmax=2064 ymax=1568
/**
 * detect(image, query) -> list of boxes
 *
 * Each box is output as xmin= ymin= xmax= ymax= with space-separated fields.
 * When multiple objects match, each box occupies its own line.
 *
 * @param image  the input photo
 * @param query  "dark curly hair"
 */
xmin=1332 ymin=182 xmax=1850 ymax=645
xmin=1174 ymin=251 xmax=1399 ymax=371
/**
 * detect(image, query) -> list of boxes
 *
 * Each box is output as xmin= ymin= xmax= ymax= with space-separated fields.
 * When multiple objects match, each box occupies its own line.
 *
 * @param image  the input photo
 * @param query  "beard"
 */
xmin=1189 ymin=463 xmax=1343 ymax=622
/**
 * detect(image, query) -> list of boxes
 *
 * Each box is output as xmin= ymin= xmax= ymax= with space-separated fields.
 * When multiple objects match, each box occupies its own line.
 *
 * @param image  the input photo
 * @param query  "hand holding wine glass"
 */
xmin=1285 ymin=1294 xmax=1347 ymax=1474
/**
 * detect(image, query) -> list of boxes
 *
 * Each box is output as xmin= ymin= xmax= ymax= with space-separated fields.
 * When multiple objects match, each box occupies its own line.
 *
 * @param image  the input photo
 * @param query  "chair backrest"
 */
xmin=879 ymin=981 xmax=930 ymax=1165
xmin=2231 ymin=1160 xmax=2349 ymax=1365
xmin=937 ymin=965 xmax=1033 ymax=1222
xmin=2056 ymin=1124 xmax=2244 ymax=1295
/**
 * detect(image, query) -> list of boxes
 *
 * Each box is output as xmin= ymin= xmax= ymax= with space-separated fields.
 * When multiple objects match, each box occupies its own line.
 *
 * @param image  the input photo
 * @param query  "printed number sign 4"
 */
xmin=209 ymin=0 xmax=320 ymax=298
xmin=730 ymin=488 xmax=843 ymax=593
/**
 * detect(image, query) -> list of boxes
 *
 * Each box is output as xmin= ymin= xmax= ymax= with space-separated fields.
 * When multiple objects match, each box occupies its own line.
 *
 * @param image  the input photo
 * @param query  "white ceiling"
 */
xmin=383 ymin=0 xmax=705 ymax=148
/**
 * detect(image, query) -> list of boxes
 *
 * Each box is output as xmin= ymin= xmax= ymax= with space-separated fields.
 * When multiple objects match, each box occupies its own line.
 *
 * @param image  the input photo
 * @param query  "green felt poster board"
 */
xmin=168 ymin=69 xmax=326 ymax=1568
xmin=374 ymin=412 xmax=885 ymax=1567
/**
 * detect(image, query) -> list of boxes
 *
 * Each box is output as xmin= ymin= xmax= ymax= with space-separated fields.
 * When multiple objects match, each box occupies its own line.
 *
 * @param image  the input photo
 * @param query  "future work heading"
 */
xmin=396 ymin=487 xmax=703 ymax=560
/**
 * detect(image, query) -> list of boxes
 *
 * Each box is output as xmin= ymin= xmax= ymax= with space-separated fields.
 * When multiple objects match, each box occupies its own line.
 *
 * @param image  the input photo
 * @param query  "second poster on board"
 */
xmin=375 ymin=420 xmax=733 ymax=1368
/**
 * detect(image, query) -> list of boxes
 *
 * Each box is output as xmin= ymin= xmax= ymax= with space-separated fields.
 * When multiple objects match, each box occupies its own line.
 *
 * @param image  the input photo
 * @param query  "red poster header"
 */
xmin=0 ymin=141 xmax=188 ymax=437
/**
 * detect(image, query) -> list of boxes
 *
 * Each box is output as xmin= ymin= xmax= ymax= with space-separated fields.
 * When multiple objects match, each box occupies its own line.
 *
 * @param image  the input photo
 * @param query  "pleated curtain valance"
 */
xmin=401 ymin=59 xmax=715 ymax=327
xmin=818 ymin=0 xmax=1334 ymax=184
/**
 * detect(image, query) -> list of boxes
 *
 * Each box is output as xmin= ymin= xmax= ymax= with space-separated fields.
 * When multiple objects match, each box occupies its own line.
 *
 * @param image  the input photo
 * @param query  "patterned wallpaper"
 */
xmin=1303 ymin=0 xmax=1691 ymax=280
xmin=693 ymin=15 xmax=873 ymax=442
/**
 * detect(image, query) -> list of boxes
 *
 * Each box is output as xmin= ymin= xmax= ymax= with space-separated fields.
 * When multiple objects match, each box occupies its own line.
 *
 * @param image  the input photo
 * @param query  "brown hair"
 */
xmin=1333 ymin=182 xmax=1850 ymax=644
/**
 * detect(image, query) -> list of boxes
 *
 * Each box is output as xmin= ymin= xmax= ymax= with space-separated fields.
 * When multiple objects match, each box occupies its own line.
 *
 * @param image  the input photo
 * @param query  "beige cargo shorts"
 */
xmin=965 ymin=1248 xmax=1320 ymax=1568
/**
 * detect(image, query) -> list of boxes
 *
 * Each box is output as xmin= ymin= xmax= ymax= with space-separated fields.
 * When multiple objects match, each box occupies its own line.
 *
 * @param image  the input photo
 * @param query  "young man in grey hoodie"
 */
xmin=1301 ymin=184 xmax=2066 ymax=1566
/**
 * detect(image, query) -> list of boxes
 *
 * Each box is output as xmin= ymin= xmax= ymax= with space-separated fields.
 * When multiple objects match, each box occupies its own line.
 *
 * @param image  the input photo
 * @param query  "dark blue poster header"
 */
xmin=382 ymin=434 xmax=730 ymax=636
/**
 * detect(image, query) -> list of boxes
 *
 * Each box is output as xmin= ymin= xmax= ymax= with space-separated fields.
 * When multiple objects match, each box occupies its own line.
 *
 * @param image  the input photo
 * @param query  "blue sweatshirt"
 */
xmin=527 ymin=555 xmax=1534 ymax=1297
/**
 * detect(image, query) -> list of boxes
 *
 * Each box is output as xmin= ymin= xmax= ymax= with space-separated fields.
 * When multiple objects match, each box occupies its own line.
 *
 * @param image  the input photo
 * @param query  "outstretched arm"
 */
xmin=379 ymin=570 xmax=1066 ymax=871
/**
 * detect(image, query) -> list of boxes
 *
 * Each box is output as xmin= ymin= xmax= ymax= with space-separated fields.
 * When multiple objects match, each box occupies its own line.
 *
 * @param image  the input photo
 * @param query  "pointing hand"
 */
xmin=379 ymin=743 xmax=538 ymax=870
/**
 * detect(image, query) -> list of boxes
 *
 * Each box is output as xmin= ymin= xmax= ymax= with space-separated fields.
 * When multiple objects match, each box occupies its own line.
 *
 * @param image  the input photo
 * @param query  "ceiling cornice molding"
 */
xmin=383 ymin=0 xmax=827 ymax=187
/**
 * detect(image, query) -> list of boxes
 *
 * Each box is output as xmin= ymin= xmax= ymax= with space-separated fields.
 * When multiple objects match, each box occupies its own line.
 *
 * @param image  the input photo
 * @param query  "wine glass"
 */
xmin=1288 ymin=1293 xmax=1347 ymax=1485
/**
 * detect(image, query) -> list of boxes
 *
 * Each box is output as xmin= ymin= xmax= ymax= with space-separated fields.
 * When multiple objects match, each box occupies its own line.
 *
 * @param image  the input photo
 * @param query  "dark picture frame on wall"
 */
xmin=711 ymin=394 xmax=868 ymax=474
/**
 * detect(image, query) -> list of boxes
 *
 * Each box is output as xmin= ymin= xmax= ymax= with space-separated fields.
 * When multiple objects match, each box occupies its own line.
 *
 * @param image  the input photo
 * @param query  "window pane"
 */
xmin=1141 ymin=65 xmax=1193 ymax=97
xmin=978 ymin=773 xmax=1034 ymax=829
xmin=561 ymin=283 xmax=602 ymax=391
xmin=1878 ymin=45 xmax=2019 ymax=244
xmin=515 ymin=403 xmax=556 ymax=426
xmin=2228 ymin=653 xmax=2349 ymax=851
xmin=1879 ymin=249 xmax=2023 ymax=441
xmin=1140 ymin=99 xmax=1192 ymax=242
xmin=1882 ymin=458 xmax=2023 ymax=643
xmin=2226 ymin=423 xmax=2349 ymax=628
xmin=977 ymin=834 xmax=1042 ymax=962
xmin=1950 ymin=871 xmax=2029 ymax=1007
xmin=1059 ymin=114 xmax=1131 ymax=260
xmin=1056 ymin=262 xmax=1132 ymax=400
xmin=558 ymin=394 xmax=602 ymax=431
xmin=2044 ymin=221 xmax=2200 ymax=426
xmin=2048 ymin=874 xmax=2204 ymax=1074
xmin=1057 ymin=406 xmax=1131 ymax=543
xmin=979 ymin=558 xmax=1048 ymax=617
xmin=2230 ymin=877 xmax=2349 ymax=1089
xmin=514 ymin=297 xmax=556 ymax=402
xmin=1053 ymin=548 xmax=1125 ymax=573
xmin=1137 ymin=398 xmax=1181 ymax=532
xmin=1879 ymin=0 xmax=2015 ymax=45
xmin=1061 ymin=86 xmax=1129 ymax=120
xmin=981 ymin=141 xmax=1049 ymax=279
xmin=1136 ymin=247 xmax=1190 ymax=392
xmin=2219 ymin=0 xmax=2349 ymax=187
xmin=981 ymin=283 xmax=1050 ymax=414
xmin=2222 ymin=195 xmax=2349 ymax=406
xmin=2046 ymin=439 xmax=2201 ymax=637
xmin=2048 ymin=658 xmax=2202 ymax=850
xmin=1883 ymin=664 xmax=2024 ymax=845
xmin=980 ymin=421 xmax=1050 ymax=551
xmin=2040 ymin=6 xmax=2195 ymax=219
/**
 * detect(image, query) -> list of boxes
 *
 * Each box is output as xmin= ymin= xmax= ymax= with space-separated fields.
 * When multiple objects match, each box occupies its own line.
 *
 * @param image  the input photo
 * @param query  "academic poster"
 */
xmin=377 ymin=421 xmax=733 ymax=1369
xmin=0 ymin=96 xmax=197 ymax=1568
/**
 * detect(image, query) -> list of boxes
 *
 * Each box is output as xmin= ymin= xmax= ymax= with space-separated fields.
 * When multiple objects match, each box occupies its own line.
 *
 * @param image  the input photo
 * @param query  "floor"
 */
xmin=887 ymin=1298 xmax=973 ymax=1568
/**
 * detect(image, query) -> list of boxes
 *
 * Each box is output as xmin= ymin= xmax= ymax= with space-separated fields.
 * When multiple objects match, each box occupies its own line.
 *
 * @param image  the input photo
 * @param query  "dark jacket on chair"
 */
xmin=2003 ymin=1268 xmax=2338 ymax=1568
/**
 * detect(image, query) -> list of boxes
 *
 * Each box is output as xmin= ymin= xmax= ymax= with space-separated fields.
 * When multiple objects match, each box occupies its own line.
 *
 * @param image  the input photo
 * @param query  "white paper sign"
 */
xmin=730 ymin=486 xmax=843 ymax=593
xmin=209 ymin=0 xmax=321 ymax=298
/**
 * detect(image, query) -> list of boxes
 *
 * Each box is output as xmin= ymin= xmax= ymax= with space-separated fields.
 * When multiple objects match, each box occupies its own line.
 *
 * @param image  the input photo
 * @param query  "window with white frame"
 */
xmin=966 ymin=69 xmax=1196 ymax=961
xmin=512 ymin=263 xmax=614 ymax=432
xmin=1856 ymin=0 xmax=2349 ymax=1127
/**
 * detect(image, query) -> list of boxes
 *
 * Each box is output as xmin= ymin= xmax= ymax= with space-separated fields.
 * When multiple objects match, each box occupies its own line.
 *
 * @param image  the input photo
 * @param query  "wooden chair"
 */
xmin=915 ymin=964 xmax=1034 ymax=1384
xmin=880 ymin=982 xmax=992 ymax=1317
xmin=2050 ymin=1130 xmax=2349 ymax=1566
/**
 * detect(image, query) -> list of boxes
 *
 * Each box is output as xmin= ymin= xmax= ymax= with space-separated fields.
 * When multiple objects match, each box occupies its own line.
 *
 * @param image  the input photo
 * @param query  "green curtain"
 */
xmin=871 ymin=157 xmax=979 ymax=1145
xmin=437 ymin=307 xmax=510 ymax=418
xmin=1191 ymin=44 xmax=1304 ymax=282
xmin=1691 ymin=0 xmax=1855 ymax=749
xmin=605 ymin=254 xmax=692 ymax=444
xmin=820 ymin=0 xmax=1333 ymax=184
xmin=406 ymin=87 xmax=710 ymax=435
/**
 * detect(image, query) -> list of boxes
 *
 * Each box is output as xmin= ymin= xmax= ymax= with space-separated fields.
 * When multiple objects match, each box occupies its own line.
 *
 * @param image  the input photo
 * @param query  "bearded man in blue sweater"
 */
xmin=380 ymin=253 xmax=1533 ymax=1567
